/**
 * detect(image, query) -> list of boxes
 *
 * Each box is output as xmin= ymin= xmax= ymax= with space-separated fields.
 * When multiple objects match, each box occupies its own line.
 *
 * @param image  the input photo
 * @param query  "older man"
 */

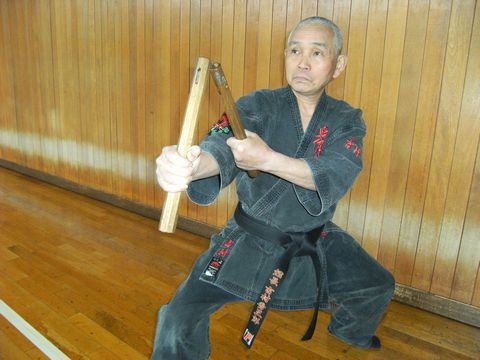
xmin=152 ymin=16 xmax=395 ymax=359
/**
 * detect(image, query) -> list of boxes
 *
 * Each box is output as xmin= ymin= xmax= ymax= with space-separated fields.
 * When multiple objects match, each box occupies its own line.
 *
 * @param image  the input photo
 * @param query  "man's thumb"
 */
xmin=186 ymin=146 xmax=201 ymax=162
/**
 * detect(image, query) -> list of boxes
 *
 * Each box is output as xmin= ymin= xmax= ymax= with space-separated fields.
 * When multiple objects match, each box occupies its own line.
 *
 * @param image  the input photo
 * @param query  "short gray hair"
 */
xmin=287 ymin=16 xmax=343 ymax=57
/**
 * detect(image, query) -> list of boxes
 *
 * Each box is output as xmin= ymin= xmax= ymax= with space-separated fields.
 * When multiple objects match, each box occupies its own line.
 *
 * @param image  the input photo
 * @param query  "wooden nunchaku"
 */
xmin=159 ymin=58 xmax=258 ymax=233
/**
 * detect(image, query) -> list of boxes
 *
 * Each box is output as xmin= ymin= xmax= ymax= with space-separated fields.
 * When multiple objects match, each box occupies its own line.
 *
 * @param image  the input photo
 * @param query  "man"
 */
xmin=152 ymin=16 xmax=395 ymax=359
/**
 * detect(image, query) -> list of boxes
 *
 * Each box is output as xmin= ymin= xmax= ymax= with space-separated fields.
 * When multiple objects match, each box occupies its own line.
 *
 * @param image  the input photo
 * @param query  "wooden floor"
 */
xmin=0 ymin=166 xmax=478 ymax=360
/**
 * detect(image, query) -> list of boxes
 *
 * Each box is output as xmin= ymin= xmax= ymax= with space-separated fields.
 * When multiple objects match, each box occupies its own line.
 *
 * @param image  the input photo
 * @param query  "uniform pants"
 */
xmin=151 ymin=229 xmax=395 ymax=359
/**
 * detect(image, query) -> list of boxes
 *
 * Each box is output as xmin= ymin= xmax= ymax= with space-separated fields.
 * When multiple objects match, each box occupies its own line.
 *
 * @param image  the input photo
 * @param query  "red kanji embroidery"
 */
xmin=273 ymin=269 xmax=284 ymax=279
xmin=210 ymin=261 xmax=221 ymax=268
xmin=313 ymin=126 xmax=329 ymax=156
xmin=216 ymin=248 xmax=229 ymax=258
xmin=264 ymin=286 xmax=275 ymax=295
xmin=254 ymin=308 xmax=263 ymax=317
xmin=251 ymin=315 xmax=261 ymax=325
xmin=243 ymin=329 xmax=254 ymax=341
xmin=257 ymin=302 xmax=266 ymax=311
xmin=345 ymin=139 xmax=354 ymax=149
xmin=269 ymin=277 xmax=279 ymax=286
xmin=260 ymin=293 xmax=271 ymax=303
xmin=354 ymin=146 xmax=361 ymax=157
xmin=321 ymin=231 xmax=328 ymax=239
xmin=224 ymin=239 xmax=235 ymax=248
xmin=345 ymin=138 xmax=361 ymax=157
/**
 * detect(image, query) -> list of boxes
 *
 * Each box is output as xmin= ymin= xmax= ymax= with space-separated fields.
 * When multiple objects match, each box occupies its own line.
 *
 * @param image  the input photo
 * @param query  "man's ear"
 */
xmin=333 ymin=55 xmax=348 ymax=79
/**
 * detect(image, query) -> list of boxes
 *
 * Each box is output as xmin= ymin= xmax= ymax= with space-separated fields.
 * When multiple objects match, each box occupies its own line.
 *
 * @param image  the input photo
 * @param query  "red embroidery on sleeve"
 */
xmin=209 ymin=113 xmax=231 ymax=135
xmin=345 ymin=139 xmax=354 ymax=149
xmin=354 ymin=146 xmax=361 ymax=157
xmin=345 ymin=138 xmax=361 ymax=157
xmin=313 ymin=126 xmax=329 ymax=156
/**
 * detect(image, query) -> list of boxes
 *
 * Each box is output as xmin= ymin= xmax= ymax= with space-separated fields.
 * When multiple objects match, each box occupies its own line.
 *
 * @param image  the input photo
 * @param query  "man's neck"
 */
xmin=293 ymin=89 xmax=324 ymax=130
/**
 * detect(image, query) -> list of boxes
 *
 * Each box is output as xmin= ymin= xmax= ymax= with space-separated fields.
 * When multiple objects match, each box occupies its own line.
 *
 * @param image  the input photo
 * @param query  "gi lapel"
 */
xmin=248 ymin=88 xmax=329 ymax=217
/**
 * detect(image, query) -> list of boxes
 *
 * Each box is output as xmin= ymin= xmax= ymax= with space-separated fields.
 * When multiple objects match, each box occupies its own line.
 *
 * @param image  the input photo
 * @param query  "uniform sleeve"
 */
xmin=186 ymin=121 xmax=238 ymax=206
xmin=294 ymin=117 xmax=366 ymax=216
xmin=187 ymin=93 xmax=264 ymax=206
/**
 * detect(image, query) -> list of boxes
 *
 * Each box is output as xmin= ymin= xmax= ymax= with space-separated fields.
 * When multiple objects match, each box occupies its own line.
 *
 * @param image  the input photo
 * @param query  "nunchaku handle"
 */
xmin=159 ymin=58 xmax=258 ymax=233
xmin=210 ymin=62 xmax=259 ymax=179
xmin=159 ymin=57 xmax=210 ymax=233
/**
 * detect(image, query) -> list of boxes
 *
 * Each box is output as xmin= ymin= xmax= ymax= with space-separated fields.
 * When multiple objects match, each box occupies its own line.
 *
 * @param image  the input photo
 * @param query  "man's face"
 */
xmin=284 ymin=24 xmax=345 ymax=98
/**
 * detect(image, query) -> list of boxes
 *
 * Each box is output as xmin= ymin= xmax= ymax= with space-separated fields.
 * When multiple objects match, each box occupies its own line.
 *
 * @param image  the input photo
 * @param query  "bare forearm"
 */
xmin=263 ymin=151 xmax=316 ymax=191
xmin=192 ymin=152 xmax=220 ymax=180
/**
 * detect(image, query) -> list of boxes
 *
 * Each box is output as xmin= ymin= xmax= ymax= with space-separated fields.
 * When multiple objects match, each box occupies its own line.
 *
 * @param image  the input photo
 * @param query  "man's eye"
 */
xmin=314 ymin=51 xmax=324 ymax=57
xmin=290 ymin=49 xmax=300 ymax=55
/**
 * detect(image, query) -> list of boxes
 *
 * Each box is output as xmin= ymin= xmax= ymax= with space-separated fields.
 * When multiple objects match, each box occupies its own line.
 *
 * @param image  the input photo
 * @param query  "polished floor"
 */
xmin=0 ymin=167 xmax=479 ymax=359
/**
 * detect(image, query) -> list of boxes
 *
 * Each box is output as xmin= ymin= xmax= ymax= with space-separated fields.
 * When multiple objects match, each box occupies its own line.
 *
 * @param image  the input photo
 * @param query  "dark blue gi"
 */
xmin=151 ymin=87 xmax=395 ymax=359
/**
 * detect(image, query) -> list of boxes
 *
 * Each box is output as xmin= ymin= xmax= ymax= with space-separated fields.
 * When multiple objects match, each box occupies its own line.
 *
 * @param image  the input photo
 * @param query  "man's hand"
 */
xmin=227 ymin=130 xmax=316 ymax=190
xmin=226 ymin=130 xmax=274 ymax=171
xmin=156 ymin=145 xmax=201 ymax=193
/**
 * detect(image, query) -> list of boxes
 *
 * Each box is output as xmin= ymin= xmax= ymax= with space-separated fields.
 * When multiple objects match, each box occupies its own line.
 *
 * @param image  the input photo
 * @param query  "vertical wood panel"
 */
xmin=441 ymin=1 xmax=480 ymax=302
xmin=429 ymin=0 xmax=477 ymax=297
xmin=256 ymin=0 xmax=273 ymax=90
xmin=363 ymin=0 xmax=407 ymax=260
xmin=397 ymin=0 xmax=452 ymax=287
xmin=0 ymin=2 xmax=20 ymax=163
xmin=335 ymin=0 xmax=369 ymax=231
xmin=412 ymin=0 xmax=470 ymax=291
xmin=391 ymin=0 xmax=430 ymax=286
xmin=269 ymin=0 xmax=287 ymax=89
xmin=1 ymin=0 xmax=479 ymax=308
xmin=349 ymin=0 xmax=389 ymax=247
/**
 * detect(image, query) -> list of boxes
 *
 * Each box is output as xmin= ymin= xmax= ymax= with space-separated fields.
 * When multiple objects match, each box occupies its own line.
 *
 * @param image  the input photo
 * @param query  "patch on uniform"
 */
xmin=209 ymin=113 xmax=231 ymax=135
xmin=203 ymin=257 xmax=224 ymax=278
xmin=313 ymin=126 xmax=329 ymax=156
xmin=242 ymin=328 xmax=255 ymax=346
xmin=202 ymin=238 xmax=236 ymax=280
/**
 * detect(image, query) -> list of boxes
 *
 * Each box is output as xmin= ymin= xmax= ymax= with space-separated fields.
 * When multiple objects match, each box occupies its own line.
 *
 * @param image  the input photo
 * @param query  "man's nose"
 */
xmin=297 ymin=55 xmax=311 ymax=70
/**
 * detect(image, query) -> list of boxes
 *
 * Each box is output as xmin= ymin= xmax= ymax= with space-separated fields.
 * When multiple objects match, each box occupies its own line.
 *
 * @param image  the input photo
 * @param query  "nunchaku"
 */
xmin=159 ymin=57 xmax=258 ymax=233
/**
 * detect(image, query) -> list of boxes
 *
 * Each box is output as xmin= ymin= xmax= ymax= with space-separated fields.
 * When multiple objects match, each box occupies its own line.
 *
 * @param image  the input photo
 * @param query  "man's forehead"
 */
xmin=288 ymin=40 xmax=328 ymax=48
xmin=289 ymin=25 xmax=334 ymax=47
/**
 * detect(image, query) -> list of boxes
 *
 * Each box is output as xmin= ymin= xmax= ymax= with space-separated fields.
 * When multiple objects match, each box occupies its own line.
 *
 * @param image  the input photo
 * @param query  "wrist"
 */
xmin=262 ymin=150 xmax=283 ymax=173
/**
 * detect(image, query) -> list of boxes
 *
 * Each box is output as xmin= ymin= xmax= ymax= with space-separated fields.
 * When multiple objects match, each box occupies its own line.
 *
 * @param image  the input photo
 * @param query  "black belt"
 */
xmin=234 ymin=205 xmax=325 ymax=348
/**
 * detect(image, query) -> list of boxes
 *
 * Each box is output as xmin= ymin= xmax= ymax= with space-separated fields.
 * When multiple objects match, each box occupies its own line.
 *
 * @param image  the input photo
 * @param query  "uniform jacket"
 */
xmin=187 ymin=86 xmax=366 ymax=310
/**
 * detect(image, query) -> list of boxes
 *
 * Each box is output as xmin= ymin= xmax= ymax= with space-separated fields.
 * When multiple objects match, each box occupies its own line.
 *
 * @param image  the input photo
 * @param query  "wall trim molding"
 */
xmin=1 ymin=159 xmax=478 ymax=328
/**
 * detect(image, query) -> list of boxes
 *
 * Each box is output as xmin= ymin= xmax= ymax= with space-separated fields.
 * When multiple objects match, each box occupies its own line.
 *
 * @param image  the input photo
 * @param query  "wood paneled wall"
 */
xmin=0 ymin=0 xmax=479 ymax=308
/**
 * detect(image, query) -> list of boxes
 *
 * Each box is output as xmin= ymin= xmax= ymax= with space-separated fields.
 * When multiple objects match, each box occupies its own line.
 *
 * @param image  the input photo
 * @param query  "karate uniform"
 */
xmin=151 ymin=87 xmax=395 ymax=359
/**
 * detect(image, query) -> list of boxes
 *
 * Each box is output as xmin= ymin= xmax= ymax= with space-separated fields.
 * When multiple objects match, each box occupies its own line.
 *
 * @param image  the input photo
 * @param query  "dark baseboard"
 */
xmin=394 ymin=284 xmax=479 ymax=328
xmin=1 ymin=159 xmax=478 ymax=328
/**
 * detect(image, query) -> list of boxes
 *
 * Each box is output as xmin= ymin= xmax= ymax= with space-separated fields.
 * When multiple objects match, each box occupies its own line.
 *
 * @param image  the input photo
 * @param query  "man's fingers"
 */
xmin=161 ymin=146 xmax=192 ymax=167
xmin=186 ymin=145 xmax=201 ymax=162
xmin=156 ymin=145 xmax=197 ymax=193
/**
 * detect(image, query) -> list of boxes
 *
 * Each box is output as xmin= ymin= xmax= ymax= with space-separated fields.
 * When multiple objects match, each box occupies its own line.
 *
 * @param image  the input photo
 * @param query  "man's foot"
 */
xmin=370 ymin=335 xmax=381 ymax=349
xmin=327 ymin=326 xmax=381 ymax=349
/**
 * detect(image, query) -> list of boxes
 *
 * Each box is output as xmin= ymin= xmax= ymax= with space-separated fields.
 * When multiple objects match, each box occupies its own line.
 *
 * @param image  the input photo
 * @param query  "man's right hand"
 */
xmin=155 ymin=145 xmax=201 ymax=193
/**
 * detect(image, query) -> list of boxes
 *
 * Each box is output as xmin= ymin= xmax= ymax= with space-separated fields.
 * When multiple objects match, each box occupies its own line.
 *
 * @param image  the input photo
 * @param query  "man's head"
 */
xmin=285 ymin=17 xmax=347 ymax=99
xmin=287 ymin=17 xmax=343 ymax=56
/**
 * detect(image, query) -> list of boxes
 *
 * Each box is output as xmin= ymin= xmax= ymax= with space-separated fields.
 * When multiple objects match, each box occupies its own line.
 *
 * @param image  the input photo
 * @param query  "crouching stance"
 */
xmin=152 ymin=16 xmax=395 ymax=360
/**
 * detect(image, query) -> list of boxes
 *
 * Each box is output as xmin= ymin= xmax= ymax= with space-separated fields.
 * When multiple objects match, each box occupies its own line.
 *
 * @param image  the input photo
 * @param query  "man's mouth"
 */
xmin=292 ymin=75 xmax=311 ymax=82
